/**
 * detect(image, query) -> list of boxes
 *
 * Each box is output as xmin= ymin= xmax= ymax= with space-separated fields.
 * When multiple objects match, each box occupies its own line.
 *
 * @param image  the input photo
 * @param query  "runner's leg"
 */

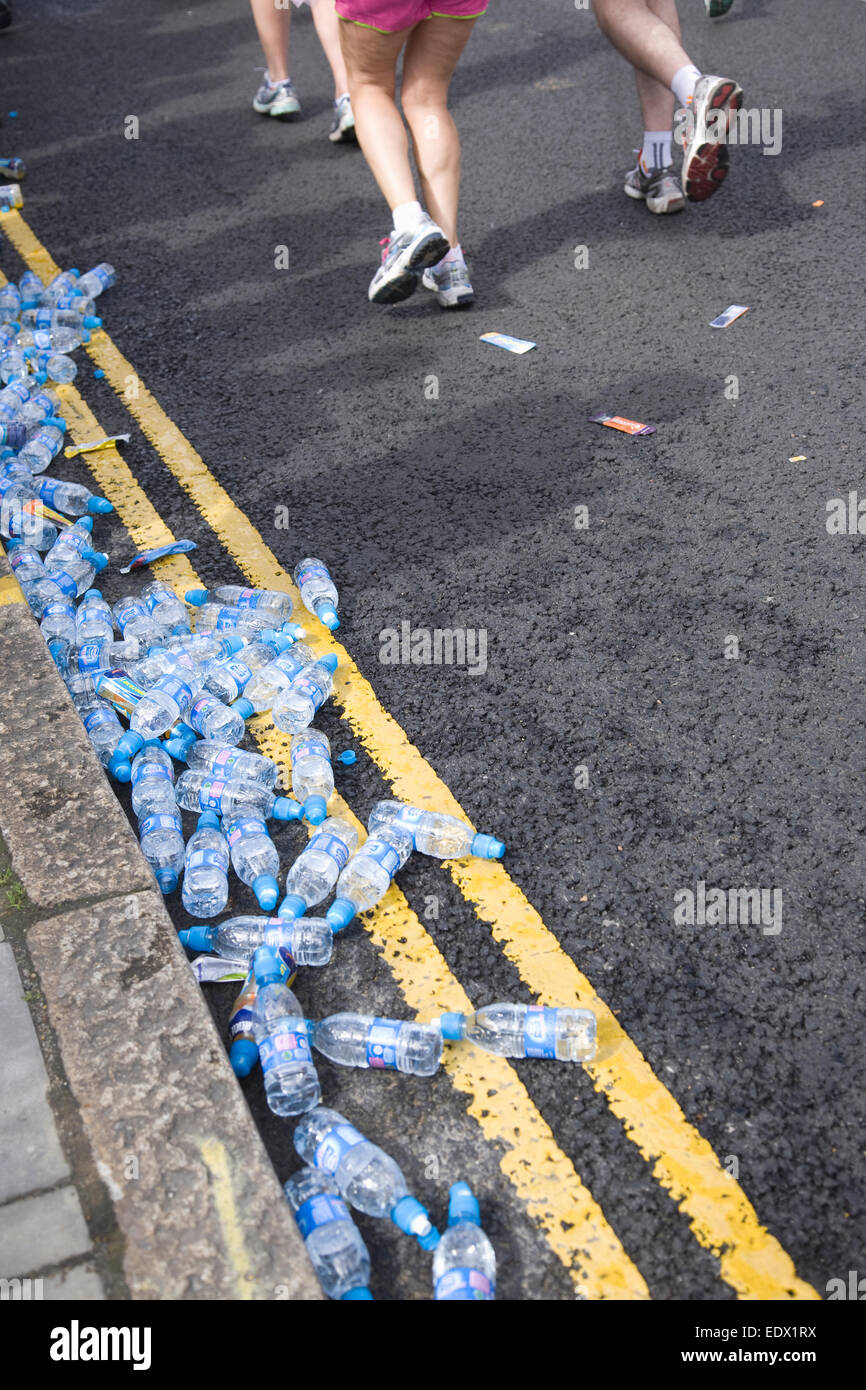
xmin=250 ymin=0 xmax=291 ymax=83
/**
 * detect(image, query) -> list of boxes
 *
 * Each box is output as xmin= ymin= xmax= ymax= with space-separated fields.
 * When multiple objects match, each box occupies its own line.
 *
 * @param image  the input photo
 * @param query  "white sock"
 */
xmin=671 ymin=63 xmax=701 ymax=109
xmin=335 ymin=91 xmax=350 ymax=106
xmin=435 ymin=244 xmax=462 ymax=268
xmin=267 ymin=73 xmax=290 ymax=90
xmin=640 ymin=131 xmax=673 ymax=172
xmin=391 ymin=200 xmax=426 ymax=236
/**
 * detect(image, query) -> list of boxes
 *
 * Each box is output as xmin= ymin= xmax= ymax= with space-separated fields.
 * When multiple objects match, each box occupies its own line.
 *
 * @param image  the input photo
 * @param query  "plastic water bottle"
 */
xmin=227 ymin=968 xmax=259 ymax=1076
xmin=17 ymin=325 xmax=88 ymax=354
xmin=289 ymin=731 xmax=334 ymax=825
xmin=0 ymin=379 xmax=32 ymax=416
xmin=112 ymin=595 xmax=162 ymax=647
xmin=310 ymin=1013 xmax=442 ymax=1076
xmin=44 ymin=543 xmax=108 ymax=597
xmin=223 ymin=816 xmax=280 ymax=910
xmin=21 ymin=306 xmax=102 ymax=333
xmin=174 ymin=771 xmax=301 ymax=822
xmin=127 ymin=647 xmax=189 ymax=688
xmin=165 ymin=631 xmax=248 ymax=664
xmin=73 ymin=638 xmax=141 ymax=678
xmin=32 ymin=474 xmax=113 ymax=517
xmin=5 ymin=542 xmax=65 ymax=614
xmin=438 ymin=1003 xmax=597 ymax=1062
xmin=203 ymin=636 xmax=293 ymax=704
xmin=75 ymin=698 xmax=129 ymax=776
xmin=2 ymin=504 xmax=59 ymax=550
xmin=76 ymin=263 xmax=116 ymax=298
xmin=143 ymin=580 xmax=191 ymax=637
xmin=181 ymin=811 xmax=230 ymax=918
xmin=194 ymin=601 xmax=303 ymax=641
xmin=293 ymin=1107 xmax=439 ymax=1249
xmin=44 ymin=515 xmax=94 ymax=556
xmin=31 ymin=351 xmax=76 ymax=384
xmin=272 ymin=654 xmax=339 ymax=734
xmin=280 ymin=815 xmax=359 ymax=919
xmin=284 ymin=1169 xmax=372 ymax=1301
xmin=21 ymin=385 xmax=63 ymax=425
xmin=40 ymin=597 xmax=76 ymax=666
xmin=0 ymin=347 xmax=31 ymax=383
xmin=432 ymin=1183 xmax=496 ymax=1302
xmin=368 ymin=801 xmax=506 ymax=861
xmin=179 ymin=915 xmax=333 ymax=967
xmin=186 ymin=584 xmax=295 ymax=623
xmin=129 ymin=660 xmax=203 ymax=737
xmin=293 ymin=557 xmax=339 ymax=630
xmin=231 ymin=641 xmax=317 ymax=718
xmin=184 ymin=691 xmax=246 ymax=745
xmin=327 ymin=824 xmax=413 ymax=931
xmin=130 ymin=742 xmax=177 ymax=818
xmin=252 ymin=947 xmax=320 ymax=1117
xmin=18 ymin=271 xmax=41 ymax=304
xmin=17 ymin=421 xmax=67 ymax=471
xmin=139 ymin=810 xmax=185 ymax=894
xmin=166 ymin=740 xmax=278 ymax=789
xmin=0 ymin=283 xmax=21 ymax=318
xmin=75 ymin=589 xmax=114 ymax=643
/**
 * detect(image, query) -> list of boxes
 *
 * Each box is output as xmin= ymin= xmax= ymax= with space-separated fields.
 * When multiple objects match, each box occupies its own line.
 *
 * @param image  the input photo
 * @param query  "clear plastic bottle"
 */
xmin=164 ymin=631 xmax=247 ymax=665
xmin=438 ymin=1003 xmax=597 ymax=1062
xmin=194 ymin=601 xmax=303 ymax=642
xmin=5 ymin=542 xmax=65 ymax=615
xmin=74 ymin=696 xmax=128 ymax=776
xmin=179 ymin=915 xmax=333 ymax=968
xmin=138 ymin=809 xmax=185 ymax=893
xmin=289 ymin=730 xmax=333 ymax=825
xmin=129 ymin=660 xmax=203 ymax=738
xmin=112 ymin=595 xmax=162 ymax=648
xmin=293 ymin=557 xmax=340 ymax=630
xmin=252 ymin=947 xmax=320 ymax=1118
xmin=174 ymin=770 xmax=301 ymax=822
xmin=186 ymin=584 xmax=294 ymax=623
xmin=32 ymin=474 xmax=113 ymax=517
xmin=143 ymin=580 xmax=191 ymax=637
xmin=73 ymin=637 xmax=141 ymax=678
xmin=432 ymin=1183 xmax=496 ymax=1301
xmin=181 ymin=811 xmax=230 ymax=918
xmin=16 ymin=326 xmax=87 ymax=355
xmin=2 ymin=504 xmax=58 ymax=550
xmin=0 ymin=347 xmax=31 ymax=384
xmin=368 ymin=801 xmax=505 ymax=861
xmin=130 ymin=742 xmax=177 ymax=818
xmin=39 ymin=597 xmax=76 ymax=667
xmin=184 ymin=691 xmax=246 ymax=745
xmin=43 ymin=542 xmax=108 ymax=597
xmin=20 ymin=306 xmax=102 ymax=333
xmin=280 ymin=814 xmax=359 ymax=919
xmin=311 ymin=1013 xmax=442 ymax=1076
xmin=327 ymin=824 xmax=413 ymax=931
xmin=168 ymin=739 xmax=277 ymax=789
xmin=16 ymin=421 xmax=66 ymax=471
xmin=232 ymin=641 xmax=317 ymax=719
xmin=76 ymin=263 xmax=116 ymax=298
xmin=203 ymin=635 xmax=293 ymax=704
xmin=223 ymin=816 xmax=281 ymax=910
xmin=271 ymin=654 xmax=339 ymax=733
xmin=75 ymin=589 xmax=114 ymax=643
xmin=20 ymin=385 xmax=62 ymax=425
xmin=293 ymin=1106 xmax=439 ymax=1249
xmin=227 ymin=968 xmax=259 ymax=1076
xmin=30 ymin=350 xmax=76 ymax=384
xmin=284 ymin=1169 xmax=372 ymax=1301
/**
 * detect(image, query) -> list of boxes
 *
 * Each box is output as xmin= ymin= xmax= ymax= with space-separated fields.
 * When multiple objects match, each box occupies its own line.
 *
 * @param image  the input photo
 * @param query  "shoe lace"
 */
xmin=379 ymin=236 xmax=391 ymax=263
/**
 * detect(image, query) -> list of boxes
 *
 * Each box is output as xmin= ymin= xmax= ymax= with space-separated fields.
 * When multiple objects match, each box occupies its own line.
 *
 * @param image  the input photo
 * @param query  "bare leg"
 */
xmin=632 ymin=0 xmax=682 ymax=130
xmin=311 ymin=0 xmax=350 ymax=99
xmin=339 ymin=21 xmax=416 ymax=212
xmin=592 ymin=0 xmax=692 ymax=88
xmin=401 ymin=16 xmax=478 ymax=247
xmin=249 ymin=0 xmax=291 ymax=83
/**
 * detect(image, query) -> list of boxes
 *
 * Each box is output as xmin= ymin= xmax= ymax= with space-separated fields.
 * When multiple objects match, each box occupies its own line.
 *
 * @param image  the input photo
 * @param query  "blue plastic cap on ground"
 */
xmin=116 ymin=729 xmax=144 ymax=761
xmin=391 ymin=1196 xmax=440 ymax=1250
xmin=438 ymin=1012 xmax=466 ymax=1041
xmin=178 ymin=926 xmax=215 ymax=953
xmin=108 ymin=755 xmax=131 ymax=783
xmin=93 ymin=369 xmax=105 ymax=379
xmin=338 ymin=749 xmax=357 ymax=765
xmin=341 ymin=1288 xmax=373 ymax=1301
xmin=253 ymin=873 xmax=279 ymax=911
xmin=315 ymin=601 xmax=339 ymax=630
xmin=78 ymin=516 xmax=94 ymax=532
xmin=280 ymin=622 xmax=306 ymax=641
xmin=320 ymin=653 xmax=338 ymax=673
xmin=230 ymin=1038 xmax=259 ymax=1077
xmin=221 ymin=634 xmax=245 ymax=657
xmin=278 ymin=893 xmax=306 ymax=921
xmin=326 ymin=898 xmax=356 ymax=932
xmin=418 ymin=1226 xmax=440 ymax=1252
xmin=272 ymin=796 xmax=303 ymax=822
xmin=448 ymin=1182 xmax=481 ymax=1228
xmin=253 ymin=946 xmax=283 ymax=987
xmin=231 ymin=698 xmax=254 ymax=721
xmin=155 ymin=867 xmax=177 ymax=894
xmin=470 ymin=833 xmax=506 ymax=861
xmin=197 ymin=810 xmax=220 ymax=831
xmin=88 ymin=552 xmax=109 ymax=574
xmin=83 ymin=316 xmax=102 ymax=330
xmin=184 ymin=589 xmax=207 ymax=606
xmin=303 ymin=795 xmax=327 ymax=826
xmin=260 ymin=629 xmax=293 ymax=653
xmin=87 ymin=497 xmax=113 ymax=514
xmin=82 ymin=587 xmax=102 ymax=600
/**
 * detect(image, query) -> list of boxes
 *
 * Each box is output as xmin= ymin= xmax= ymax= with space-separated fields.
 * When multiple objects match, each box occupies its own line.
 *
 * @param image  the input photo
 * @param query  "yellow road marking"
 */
xmin=199 ymin=1138 xmax=255 ymax=1300
xmin=0 ymin=213 xmax=818 ymax=1299
xmin=0 ymin=570 xmax=25 ymax=606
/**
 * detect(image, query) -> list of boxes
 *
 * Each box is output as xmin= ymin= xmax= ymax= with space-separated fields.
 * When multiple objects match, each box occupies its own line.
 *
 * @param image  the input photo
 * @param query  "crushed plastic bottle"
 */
xmin=327 ymin=824 xmax=413 ymax=931
xmin=284 ymin=1169 xmax=372 ymax=1301
xmin=75 ymin=589 xmax=114 ymax=643
xmin=179 ymin=915 xmax=333 ymax=968
xmin=181 ymin=811 xmax=230 ymax=918
xmin=280 ymin=814 xmax=359 ymax=919
xmin=310 ymin=1013 xmax=442 ymax=1076
xmin=438 ymin=1003 xmax=597 ymax=1062
xmin=186 ymin=584 xmax=294 ymax=623
xmin=253 ymin=947 xmax=320 ymax=1117
xmin=5 ymin=542 xmax=66 ymax=614
xmin=368 ymin=801 xmax=505 ymax=861
xmin=271 ymin=654 xmax=339 ymax=733
xmin=432 ymin=1183 xmax=496 ymax=1301
xmin=174 ymin=770 xmax=301 ymax=823
xmin=39 ymin=597 xmax=76 ymax=667
xmin=112 ymin=594 xmax=162 ymax=648
xmin=143 ymin=580 xmax=191 ymax=637
xmin=293 ymin=557 xmax=339 ymax=630
xmin=203 ymin=635 xmax=293 ymax=704
xmin=223 ymin=816 xmax=281 ymax=910
xmin=294 ymin=1107 xmax=439 ymax=1249
xmin=289 ymin=730 xmax=333 ymax=825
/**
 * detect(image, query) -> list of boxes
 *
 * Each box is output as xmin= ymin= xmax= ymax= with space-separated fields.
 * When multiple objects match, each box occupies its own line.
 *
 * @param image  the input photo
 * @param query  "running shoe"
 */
xmin=624 ymin=162 xmax=685 ymax=214
xmin=329 ymin=94 xmax=356 ymax=144
xmin=368 ymin=216 xmax=450 ymax=305
xmin=422 ymin=249 xmax=475 ymax=307
xmin=680 ymin=73 xmax=743 ymax=202
xmin=705 ymin=0 xmax=735 ymax=16
xmin=253 ymin=75 xmax=301 ymax=119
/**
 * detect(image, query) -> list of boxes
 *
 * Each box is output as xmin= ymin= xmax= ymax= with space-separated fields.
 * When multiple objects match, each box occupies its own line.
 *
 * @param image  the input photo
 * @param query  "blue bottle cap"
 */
xmin=87 ymin=497 xmax=113 ymax=514
xmin=326 ymin=898 xmax=356 ymax=932
xmin=178 ymin=925 xmax=215 ymax=952
xmin=253 ymin=873 xmax=279 ymax=911
xmin=319 ymin=652 xmax=338 ymax=673
xmin=279 ymin=621 xmax=306 ymax=641
xmin=184 ymin=589 xmax=207 ymax=606
xmin=116 ymin=729 xmax=144 ymax=761
xmin=303 ymin=794 xmax=327 ymax=826
xmin=82 ymin=587 xmax=102 ymax=600
xmin=88 ymin=551 xmax=109 ymax=574
xmin=46 ymin=416 xmax=67 ymax=432
xmin=278 ymin=893 xmax=306 ymax=921
xmin=252 ymin=945 xmax=283 ymax=987
xmin=470 ymin=833 xmax=505 ymax=861
xmin=83 ymin=316 xmax=102 ymax=330
xmin=260 ymin=629 xmax=293 ymax=653
xmin=220 ymin=634 xmax=246 ymax=657
xmin=272 ymin=795 xmax=303 ymax=822
xmin=341 ymin=1288 xmax=373 ymax=1301
xmin=170 ymin=622 xmax=191 ymax=636
xmin=448 ymin=1182 xmax=481 ymax=1228
xmin=390 ymin=1195 xmax=439 ymax=1249
xmin=93 ymin=368 xmax=105 ymax=379
xmin=155 ymin=867 xmax=177 ymax=894
xmin=197 ymin=810 xmax=220 ymax=831
xmin=338 ymin=750 xmax=357 ymax=765
xmin=315 ymin=600 xmax=339 ymax=630
xmin=438 ymin=1012 xmax=466 ymax=1041
xmin=108 ymin=755 xmax=131 ymax=783
xmin=231 ymin=697 xmax=254 ymax=721
xmin=230 ymin=1038 xmax=259 ymax=1077
xmin=163 ymin=739 xmax=189 ymax=763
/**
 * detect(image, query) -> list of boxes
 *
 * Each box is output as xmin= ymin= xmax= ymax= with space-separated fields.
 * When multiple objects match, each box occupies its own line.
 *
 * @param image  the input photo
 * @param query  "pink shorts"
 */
xmin=336 ymin=0 xmax=488 ymax=33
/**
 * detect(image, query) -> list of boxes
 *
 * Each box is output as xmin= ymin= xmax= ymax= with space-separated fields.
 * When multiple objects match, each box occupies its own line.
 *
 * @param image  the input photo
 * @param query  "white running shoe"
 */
xmin=329 ymin=94 xmax=356 ymax=143
xmin=368 ymin=216 xmax=450 ymax=305
xmin=422 ymin=249 xmax=475 ymax=308
xmin=253 ymin=74 xmax=301 ymax=119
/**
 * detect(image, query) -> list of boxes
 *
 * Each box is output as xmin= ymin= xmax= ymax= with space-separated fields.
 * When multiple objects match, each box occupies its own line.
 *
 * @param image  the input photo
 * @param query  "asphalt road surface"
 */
xmin=2 ymin=0 xmax=864 ymax=1301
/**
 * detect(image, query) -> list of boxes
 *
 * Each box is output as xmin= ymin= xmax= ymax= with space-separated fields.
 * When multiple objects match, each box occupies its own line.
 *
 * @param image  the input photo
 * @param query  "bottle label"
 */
xmin=366 ymin=1017 xmax=402 ymax=1069
xmin=233 ymin=588 xmax=260 ymax=610
xmin=434 ymin=1268 xmax=494 ymax=1301
xmin=139 ymin=812 xmax=182 ymax=837
xmin=209 ymin=748 xmax=244 ymax=777
xmin=214 ymin=606 xmax=241 ymax=631
xmin=294 ymin=1193 xmax=350 ymax=1239
xmin=222 ymin=658 xmax=252 ymax=689
xmin=41 ymin=600 xmax=75 ymax=620
xmin=50 ymin=570 xmax=77 ymax=597
xmin=115 ymin=599 xmax=147 ymax=627
xmin=156 ymin=675 xmax=194 ymax=707
xmin=523 ymin=1006 xmax=559 ymax=1060
xmin=361 ymin=838 xmax=401 ymax=878
xmin=9 ymin=546 xmax=41 ymax=569
xmin=226 ymin=817 xmax=267 ymax=848
xmin=77 ymin=641 xmax=106 ymax=673
xmin=290 ymin=674 xmax=321 ymax=704
xmin=31 ymin=330 xmax=54 ymax=351
xmin=296 ymin=561 xmax=328 ymax=588
xmin=32 ymin=309 xmax=54 ymax=331
xmin=82 ymin=707 xmax=116 ymax=734
xmin=132 ymin=762 xmax=172 ymax=786
xmin=36 ymin=478 xmax=63 ymax=507
xmin=186 ymin=847 xmax=229 ymax=872
xmin=291 ymin=733 xmax=329 ymax=766
xmin=308 ymin=832 xmax=350 ymax=871
xmin=395 ymin=806 xmax=424 ymax=830
xmin=315 ymin=1123 xmax=366 ymax=1177
xmin=198 ymin=779 xmax=227 ymax=811
xmin=146 ymin=588 xmax=173 ymax=612
xmin=187 ymin=694 xmax=216 ymax=731
xmin=258 ymin=1022 xmax=313 ymax=1075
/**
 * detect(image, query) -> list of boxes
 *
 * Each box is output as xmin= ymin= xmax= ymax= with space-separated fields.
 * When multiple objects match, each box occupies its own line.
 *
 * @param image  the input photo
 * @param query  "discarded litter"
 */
xmin=254 ymin=946 xmax=321 ymax=1116
xmin=338 ymin=749 xmax=357 ymax=765
xmin=118 ymin=539 xmax=197 ymax=574
xmin=709 ymin=304 xmax=749 ymax=328
xmin=433 ymin=1183 xmax=496 ymax=1301
xmin=588 ymin=411 xmax=657 ymax=437
xmin=438 ymin=1002 xmax=597 ymax=1061
xmin=64 ymin=433 xmax=130 ymax=459
xmin=480 ymin=331 xmax=536 ymax=354
xmin=0 ymin=184 xmax=22 ymax=210
xmin=788 ymin=455 xmax=807 ymax=463
xmin=284 ymin=1168 xmax=373 ymax=1300
xmin=0 ymin=158 xmax=25 ymax=180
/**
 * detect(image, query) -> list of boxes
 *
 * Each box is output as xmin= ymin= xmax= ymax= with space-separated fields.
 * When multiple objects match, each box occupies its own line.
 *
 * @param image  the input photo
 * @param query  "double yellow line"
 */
xmin=0 ymin=211 xmax=818 ymax=1300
